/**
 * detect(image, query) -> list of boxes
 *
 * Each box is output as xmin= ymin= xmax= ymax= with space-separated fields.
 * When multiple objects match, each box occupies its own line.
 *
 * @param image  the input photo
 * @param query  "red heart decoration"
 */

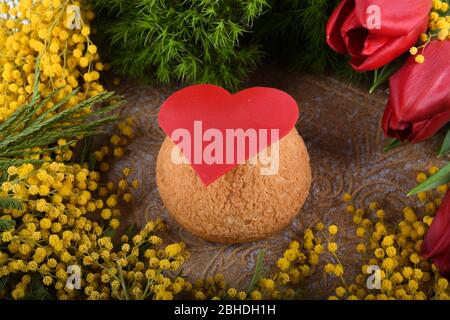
xmin=158 ymin=84 xmax=299 ymax=186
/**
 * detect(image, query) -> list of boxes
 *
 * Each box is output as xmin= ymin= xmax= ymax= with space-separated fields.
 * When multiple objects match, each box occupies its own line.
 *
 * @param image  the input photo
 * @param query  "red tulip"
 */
xmin=422 ymin=191 xmax=450 ymax=278
xmin=326 ymin=0 xmax=431 ymax=71
xmin=382 ymin=40 xmax=450 ymax=143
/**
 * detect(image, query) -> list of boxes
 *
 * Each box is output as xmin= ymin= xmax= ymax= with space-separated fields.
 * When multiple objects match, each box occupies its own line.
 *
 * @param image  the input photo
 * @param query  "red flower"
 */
xmin=382 ymin=40 xmax=450 ymax=143
xmin=326 ymin=0 xmax=431 ymax=71
xmin=422 ymin=191 xmax=450 ymax=278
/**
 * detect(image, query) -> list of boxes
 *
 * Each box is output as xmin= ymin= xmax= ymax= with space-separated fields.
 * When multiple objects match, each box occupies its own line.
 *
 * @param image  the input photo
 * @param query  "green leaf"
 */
xmin=22 ymin=274 xmax=53 ymax=300
xmin=124 ymin=224 xmax=138 ymax=239
xmin=408 ymin=162 xmax=450 ymax=196
xmin=384 ymin=139 xmax=402 ymax=152
xmin=438 ymin=127 xmax=450 ymax=157
xmin=246 ymin=249 xmax=267 ymax=293
xmin=0 ymin=219 xmax=15 ymax=231
xmin=369 ymin=57 xmax=404 ymax=93
xmin=88 ymin=152 xmax=97 ymax=171
xmin=78 ymin=136 xmax=93 ymax=165
xmin=103 ymin=228 xmax=117 ymax=238
xmin=0 ymin=276 xmax=9 ymax=292
xmin=0 ymin=197 xmax=24 ymax=211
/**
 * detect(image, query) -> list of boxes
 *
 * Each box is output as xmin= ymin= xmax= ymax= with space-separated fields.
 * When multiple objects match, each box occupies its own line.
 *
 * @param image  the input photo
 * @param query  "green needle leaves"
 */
xmin=0 ymin=65 xmax=122 ymax=210
xmin=89 ymin=0 xmax=268 ymax=90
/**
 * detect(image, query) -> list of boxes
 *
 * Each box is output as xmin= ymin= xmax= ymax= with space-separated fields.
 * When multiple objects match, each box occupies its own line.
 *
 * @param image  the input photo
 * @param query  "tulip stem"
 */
xmin=370 ymin=70 xmax=379 ymax=94
xmin=369 ymin=58 xmax=403 ymax=94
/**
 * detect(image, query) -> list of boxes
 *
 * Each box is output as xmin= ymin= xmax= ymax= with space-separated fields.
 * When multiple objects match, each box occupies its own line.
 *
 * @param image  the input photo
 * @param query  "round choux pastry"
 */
xmin=156 ymin=128 xmax=311 ymax=243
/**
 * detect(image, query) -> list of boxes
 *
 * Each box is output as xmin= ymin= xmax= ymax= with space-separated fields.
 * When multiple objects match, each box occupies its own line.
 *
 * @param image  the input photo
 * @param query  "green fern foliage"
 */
xmin=89 ymin=0 xmax=269 ymax=90
xmin=0 ymin=198 xmax=23 ymax=211
xmin=255 ymin=0 xmax=342 ymax=72
xmin=0 ymin=218 xmax=15 ymax=231
xmin=255 ymin=0 xmax=372 ymax=83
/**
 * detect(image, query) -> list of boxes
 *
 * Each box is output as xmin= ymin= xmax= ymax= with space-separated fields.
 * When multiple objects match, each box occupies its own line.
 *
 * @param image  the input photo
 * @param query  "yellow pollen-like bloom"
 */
xmin=415 ymin=55 xmax=425 ymax=64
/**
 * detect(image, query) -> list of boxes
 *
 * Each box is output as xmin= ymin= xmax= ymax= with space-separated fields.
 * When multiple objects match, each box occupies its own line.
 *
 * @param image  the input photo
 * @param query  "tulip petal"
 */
xmin=354 ymin=0 xmax=432 ymax=37
xmin=385 ymin=109 xmax=450 ymax=143
xmin=352 ymin=18 xmax=428 ymax=71
xmin=341 ymin=10 xmax=364 ymax=55
xmin=382 ymin=40 xmax=450 ymax=136
xmin=422 ymin=191 xmax=450 ymax=278
xmin=327 ymin=0 xmax=431 ymax=72
xmin=345 ymin=28 xmax=368 ymax=58
xmin=362 ymin=34 xmax=390 ymax=56
xmin=382 ymin=105 xmax=412 ymax=141
xmin=326 ymin=0 xmax=355 ymax=54
xmin=411 ymin=110 xmax=450 ymax=143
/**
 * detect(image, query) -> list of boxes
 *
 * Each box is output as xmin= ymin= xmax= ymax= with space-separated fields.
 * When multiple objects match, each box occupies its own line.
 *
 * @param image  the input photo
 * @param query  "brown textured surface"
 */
xmin=156 ymin=129 xmax=311 ymax=244
xmin=104 ymin=66 xmax=447 ymax=299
